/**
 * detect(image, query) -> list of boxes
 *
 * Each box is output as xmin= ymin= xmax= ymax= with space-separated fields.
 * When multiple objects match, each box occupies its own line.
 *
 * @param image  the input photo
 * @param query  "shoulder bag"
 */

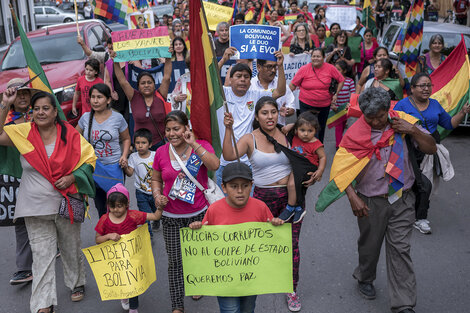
xmin=312 ymin=64 xmax=338 ymax=95
xmin=59 ymin=194 xmax=86 ymax=223
xmin=170 ymin=144 xmax=224 ymax=204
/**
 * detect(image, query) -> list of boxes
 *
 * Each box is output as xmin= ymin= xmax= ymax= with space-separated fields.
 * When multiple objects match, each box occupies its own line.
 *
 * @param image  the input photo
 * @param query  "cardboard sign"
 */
xmin=181 ymin=222 xmax=293 ymax=296
xmin=229 ymin=25 xmax=281 ymax=61
xmin=112 ymin=27 xmax=171 ymax=62
xmin=82 ymin=226 xmax=157 ymax=301
xmin=0 ymin=175 xmax=20 ymax=227
xmin=203 ymin=2 xmax=234 ymax=31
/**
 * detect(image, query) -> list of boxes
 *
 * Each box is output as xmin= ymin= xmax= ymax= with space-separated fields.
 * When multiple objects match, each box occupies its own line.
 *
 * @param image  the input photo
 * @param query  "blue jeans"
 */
xmin=217 ymin=296 xmax=257 ymax=313
xmin=135 ymin=189 xmax=157 ymax=236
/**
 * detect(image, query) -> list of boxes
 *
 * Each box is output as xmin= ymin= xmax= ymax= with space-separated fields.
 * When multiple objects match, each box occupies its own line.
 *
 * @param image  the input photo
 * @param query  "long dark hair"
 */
xmin=31 ymin=91 xmax=67 ymax=143
xmin=172 ymin=36 xmax=188 ymax=60
xmin=377 ymin=58 xmax=397 ymax=79
xmin=336 ymin=60 xmax=354 ymax=79
xmin=164 ymin=110 xmax=189 ymax=127
xmin=86 ymin=83 xmax=111 ymax=142
xmin=252 ymin=96 xmax=278 ymax=130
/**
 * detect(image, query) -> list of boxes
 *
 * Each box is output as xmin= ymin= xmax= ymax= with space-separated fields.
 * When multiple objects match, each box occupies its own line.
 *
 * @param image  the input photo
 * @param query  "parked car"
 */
xmin=58 ymin=2 xmax=86 ymax=16
xmin=0 ymin=21 xmax=111 ymax=125
xmin=381 ymin=21 xmax=470 ymax=126
xmin=34 ymin=6 xmax=84 ymax=26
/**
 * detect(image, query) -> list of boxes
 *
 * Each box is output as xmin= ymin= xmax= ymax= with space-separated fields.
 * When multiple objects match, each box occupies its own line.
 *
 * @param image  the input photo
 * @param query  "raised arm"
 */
xmin=271 ymin=51 xmax=286 ymax=100
xmin=158 ymin=58 xmax=172 ymax=99
xmin=222 ymin=112 xmax=251 ymax=161
xmin=77 ymin=35 xmax=93 ymax=57
xmin=218 ymin=47 xmax=237 ymax=71
xmin=451 ymin=103 xmax=470 ymax=128
xmin=113 ymin=62 xmax=135 ymax=101
xmin=0 ymin=88 xmax=16 ymax=147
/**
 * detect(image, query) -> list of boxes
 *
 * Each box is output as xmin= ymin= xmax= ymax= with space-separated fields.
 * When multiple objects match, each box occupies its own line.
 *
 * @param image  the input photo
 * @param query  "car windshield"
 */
xmin=1 ymin=31 xmax=85 ymax=70
xmin=421 ymin=32 xmax=470 ymax=55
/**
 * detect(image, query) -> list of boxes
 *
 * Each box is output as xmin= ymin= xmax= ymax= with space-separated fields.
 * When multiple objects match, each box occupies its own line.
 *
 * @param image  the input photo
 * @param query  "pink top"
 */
xmin=76 ymin=76 xmax=104 ymax=113
xmin=358 ymin=41 xmax=379 ymax=73
xmin=152 ymin=140 xmax=214 ymax=215
xmin=291 ymin=62 xmax=344 ymax=107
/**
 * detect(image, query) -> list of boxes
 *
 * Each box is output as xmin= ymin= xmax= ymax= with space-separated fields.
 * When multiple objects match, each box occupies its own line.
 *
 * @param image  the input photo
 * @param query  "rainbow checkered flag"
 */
xmin=93 ymin=0 xmax=136 ymax=25
xmin=400 ymin=0 xmax=424 ymax=89
xmin=386 ymin=134 xmax=405 ymax=204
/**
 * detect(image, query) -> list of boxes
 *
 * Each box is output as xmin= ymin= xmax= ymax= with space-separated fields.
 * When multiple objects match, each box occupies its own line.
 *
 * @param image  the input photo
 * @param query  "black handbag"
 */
xmin=59 ymin=194 xmax=86 ymax=223
xmin=312 ymin=64 xmax=338 ymax=95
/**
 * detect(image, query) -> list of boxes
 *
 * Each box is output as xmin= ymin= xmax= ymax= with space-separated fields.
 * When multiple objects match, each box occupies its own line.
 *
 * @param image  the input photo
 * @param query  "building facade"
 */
xmin=0 ymin=0 xmax=36 ymax=52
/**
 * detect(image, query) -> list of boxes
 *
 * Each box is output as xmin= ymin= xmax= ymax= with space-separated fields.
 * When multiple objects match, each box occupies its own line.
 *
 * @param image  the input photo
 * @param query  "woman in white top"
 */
xmin=222 ymin=96 xmax=315 ymax=312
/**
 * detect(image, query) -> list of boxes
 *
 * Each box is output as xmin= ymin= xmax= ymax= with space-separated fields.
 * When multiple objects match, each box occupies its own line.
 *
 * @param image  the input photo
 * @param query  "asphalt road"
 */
xmin=1 ymin=126 xmax=469 ymax=313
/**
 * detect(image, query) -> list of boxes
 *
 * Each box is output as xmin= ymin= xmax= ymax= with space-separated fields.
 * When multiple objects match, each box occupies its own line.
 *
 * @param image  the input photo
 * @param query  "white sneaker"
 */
xmin=414 ymin=219 xmax=432 ymax=234
xmin=121 ymin=299 xmax=130 ymax=310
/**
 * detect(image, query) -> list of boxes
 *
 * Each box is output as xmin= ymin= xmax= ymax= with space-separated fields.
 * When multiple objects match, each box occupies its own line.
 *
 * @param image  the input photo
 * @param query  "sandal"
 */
xmin=37 ymin=305 xmax=54 ymax=313
xmin=71 ymin=285 xmax=85 ymax=302
xmin=191 ymin=295 xmax=203 ymax=301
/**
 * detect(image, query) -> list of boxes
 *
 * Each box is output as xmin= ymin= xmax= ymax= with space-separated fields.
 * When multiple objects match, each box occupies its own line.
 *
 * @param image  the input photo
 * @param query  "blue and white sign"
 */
xmin=229 ymin=25 xmax=281 ymax=61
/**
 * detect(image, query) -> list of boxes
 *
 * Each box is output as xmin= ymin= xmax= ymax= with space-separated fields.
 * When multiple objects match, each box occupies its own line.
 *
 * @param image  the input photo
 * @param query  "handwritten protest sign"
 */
xmin=203 ymin=2 xmax=234 ymax=31
xmin=0 ymin=175 xmax=20 ymax=226
xmin=326 ymin=5 xmax=357 ymax=30
xmin=181 ymin=222 xmax=293 ymax=296
xmin=230 ymin=25 xmax=281 ymax=61
xmin=283 ymin=53 xmax=311 ymax=84
xmin=112 ymin=27 xmax=171 ymax=62
xmin=82 ymin=226 xmax=156 ymax=301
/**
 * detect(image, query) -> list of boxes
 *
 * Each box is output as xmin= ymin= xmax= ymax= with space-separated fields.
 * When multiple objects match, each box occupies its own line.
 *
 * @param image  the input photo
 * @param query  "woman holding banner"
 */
xmin=114 ymin=56 xmax=172 ymax=151
xmin=289 ymin=48 xmax=345 ymax=142
xmin=151 ymin=111 xmax=220 ymax=313
xmin=0 ymin=91 xmax=96 ymax=313
xmin=222 ymin=97 xmax=317 ymax=312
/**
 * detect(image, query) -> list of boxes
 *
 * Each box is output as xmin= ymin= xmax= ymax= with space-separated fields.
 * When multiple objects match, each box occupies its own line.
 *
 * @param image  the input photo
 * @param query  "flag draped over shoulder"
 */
xmin=362 ymin=0 xmax=376 ymax=35
xmin=11 ymin=8 xmax=65 ymax=120
xmin=316 ymin=111 xmax=418 ymax=212
xmin=4 ymin=123 xmax=97 ymax=221
xmin=189 ymin=0 xmax=224 ymax=157
xmin=93 ymin=0 xmax=136 ymax=25
xmin=400 ymin=0 xmax=424 ymax=84
xmin=430 ymin=37 xmax=470 ymax=139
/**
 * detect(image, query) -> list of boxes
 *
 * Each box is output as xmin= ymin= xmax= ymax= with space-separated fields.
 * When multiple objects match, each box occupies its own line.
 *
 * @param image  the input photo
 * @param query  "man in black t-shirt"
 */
xmin=214 ymin=22 xmax=230 ymax=58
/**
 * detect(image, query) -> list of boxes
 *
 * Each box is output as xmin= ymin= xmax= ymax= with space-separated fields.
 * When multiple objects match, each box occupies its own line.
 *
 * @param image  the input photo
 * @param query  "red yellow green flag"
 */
xmin=189 ymin=0 xmax=224 ymax=157
xmin=429 ymin=37 xmax=470 ymax=139
xmin=10 ymin=7 xmax=66 ymax=120
xmin=316 ymin=111 xmax=417 ymax=212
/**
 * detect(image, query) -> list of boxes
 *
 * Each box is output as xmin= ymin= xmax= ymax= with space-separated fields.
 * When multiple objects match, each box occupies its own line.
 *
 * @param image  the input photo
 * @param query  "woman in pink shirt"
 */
xmin=289 ymin=48 xmax=344 ymax=142
xmin=150 ymin=111 xmax=220 ymax=313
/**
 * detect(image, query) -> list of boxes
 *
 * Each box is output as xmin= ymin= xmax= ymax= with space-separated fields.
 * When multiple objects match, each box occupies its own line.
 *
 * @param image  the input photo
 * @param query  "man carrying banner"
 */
xmin=215 ymin=22 xmax=230 ymax=57
xmin=251 ymin=58 xmax=295 ymax=126
xmin=317 ymin=87 xmax=436 ymax=313
xmin=216 ymin=48 xmax=286 ymax=187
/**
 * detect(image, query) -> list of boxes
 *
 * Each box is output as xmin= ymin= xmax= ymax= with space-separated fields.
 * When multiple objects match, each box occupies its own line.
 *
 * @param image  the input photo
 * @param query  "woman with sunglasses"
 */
xmin=394 ymin=72 xmax=470 ymax=235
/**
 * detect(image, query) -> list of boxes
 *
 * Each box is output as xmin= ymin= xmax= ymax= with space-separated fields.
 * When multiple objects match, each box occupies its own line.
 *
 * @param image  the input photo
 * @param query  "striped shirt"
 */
xmin=336 ymin=77 xmax=355 ymax=106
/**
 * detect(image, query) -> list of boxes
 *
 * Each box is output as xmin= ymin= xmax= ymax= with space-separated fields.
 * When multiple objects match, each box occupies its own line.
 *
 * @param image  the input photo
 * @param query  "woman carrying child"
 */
xmin=95 ymin=183 xmax=162 ymax=313
xmin=151 ymin=111 xmax=220 ymax=313
xmin=223 ymin=97 xmax=316 ymax=312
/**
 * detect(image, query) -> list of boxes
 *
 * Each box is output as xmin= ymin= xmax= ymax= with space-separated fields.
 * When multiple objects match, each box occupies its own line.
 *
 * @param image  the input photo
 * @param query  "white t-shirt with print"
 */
xmin=217 ymin=86 xmax=272 ymax=166
xmin=127 ymin=151 xmax=156 ymax=194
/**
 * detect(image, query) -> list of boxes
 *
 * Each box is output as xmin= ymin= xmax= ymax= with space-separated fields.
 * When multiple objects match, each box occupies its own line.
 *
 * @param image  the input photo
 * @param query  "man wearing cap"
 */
xmin=0 ymin=79 xmax=34 ymax=286
xmin=189 ymin=163 xmax=283 ymax=312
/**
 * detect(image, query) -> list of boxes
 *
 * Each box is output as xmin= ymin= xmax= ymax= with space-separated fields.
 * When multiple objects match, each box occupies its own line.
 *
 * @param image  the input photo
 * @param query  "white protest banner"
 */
xmin=283 ymin=53 xmax=311 ymax=84
xmin=229 ymin=25 xmax=281 ymax=61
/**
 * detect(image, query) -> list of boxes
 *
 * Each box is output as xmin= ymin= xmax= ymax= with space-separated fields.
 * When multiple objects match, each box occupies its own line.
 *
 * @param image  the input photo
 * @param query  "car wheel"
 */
xmin=64 ymin=18 xmax=73 ymax=23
